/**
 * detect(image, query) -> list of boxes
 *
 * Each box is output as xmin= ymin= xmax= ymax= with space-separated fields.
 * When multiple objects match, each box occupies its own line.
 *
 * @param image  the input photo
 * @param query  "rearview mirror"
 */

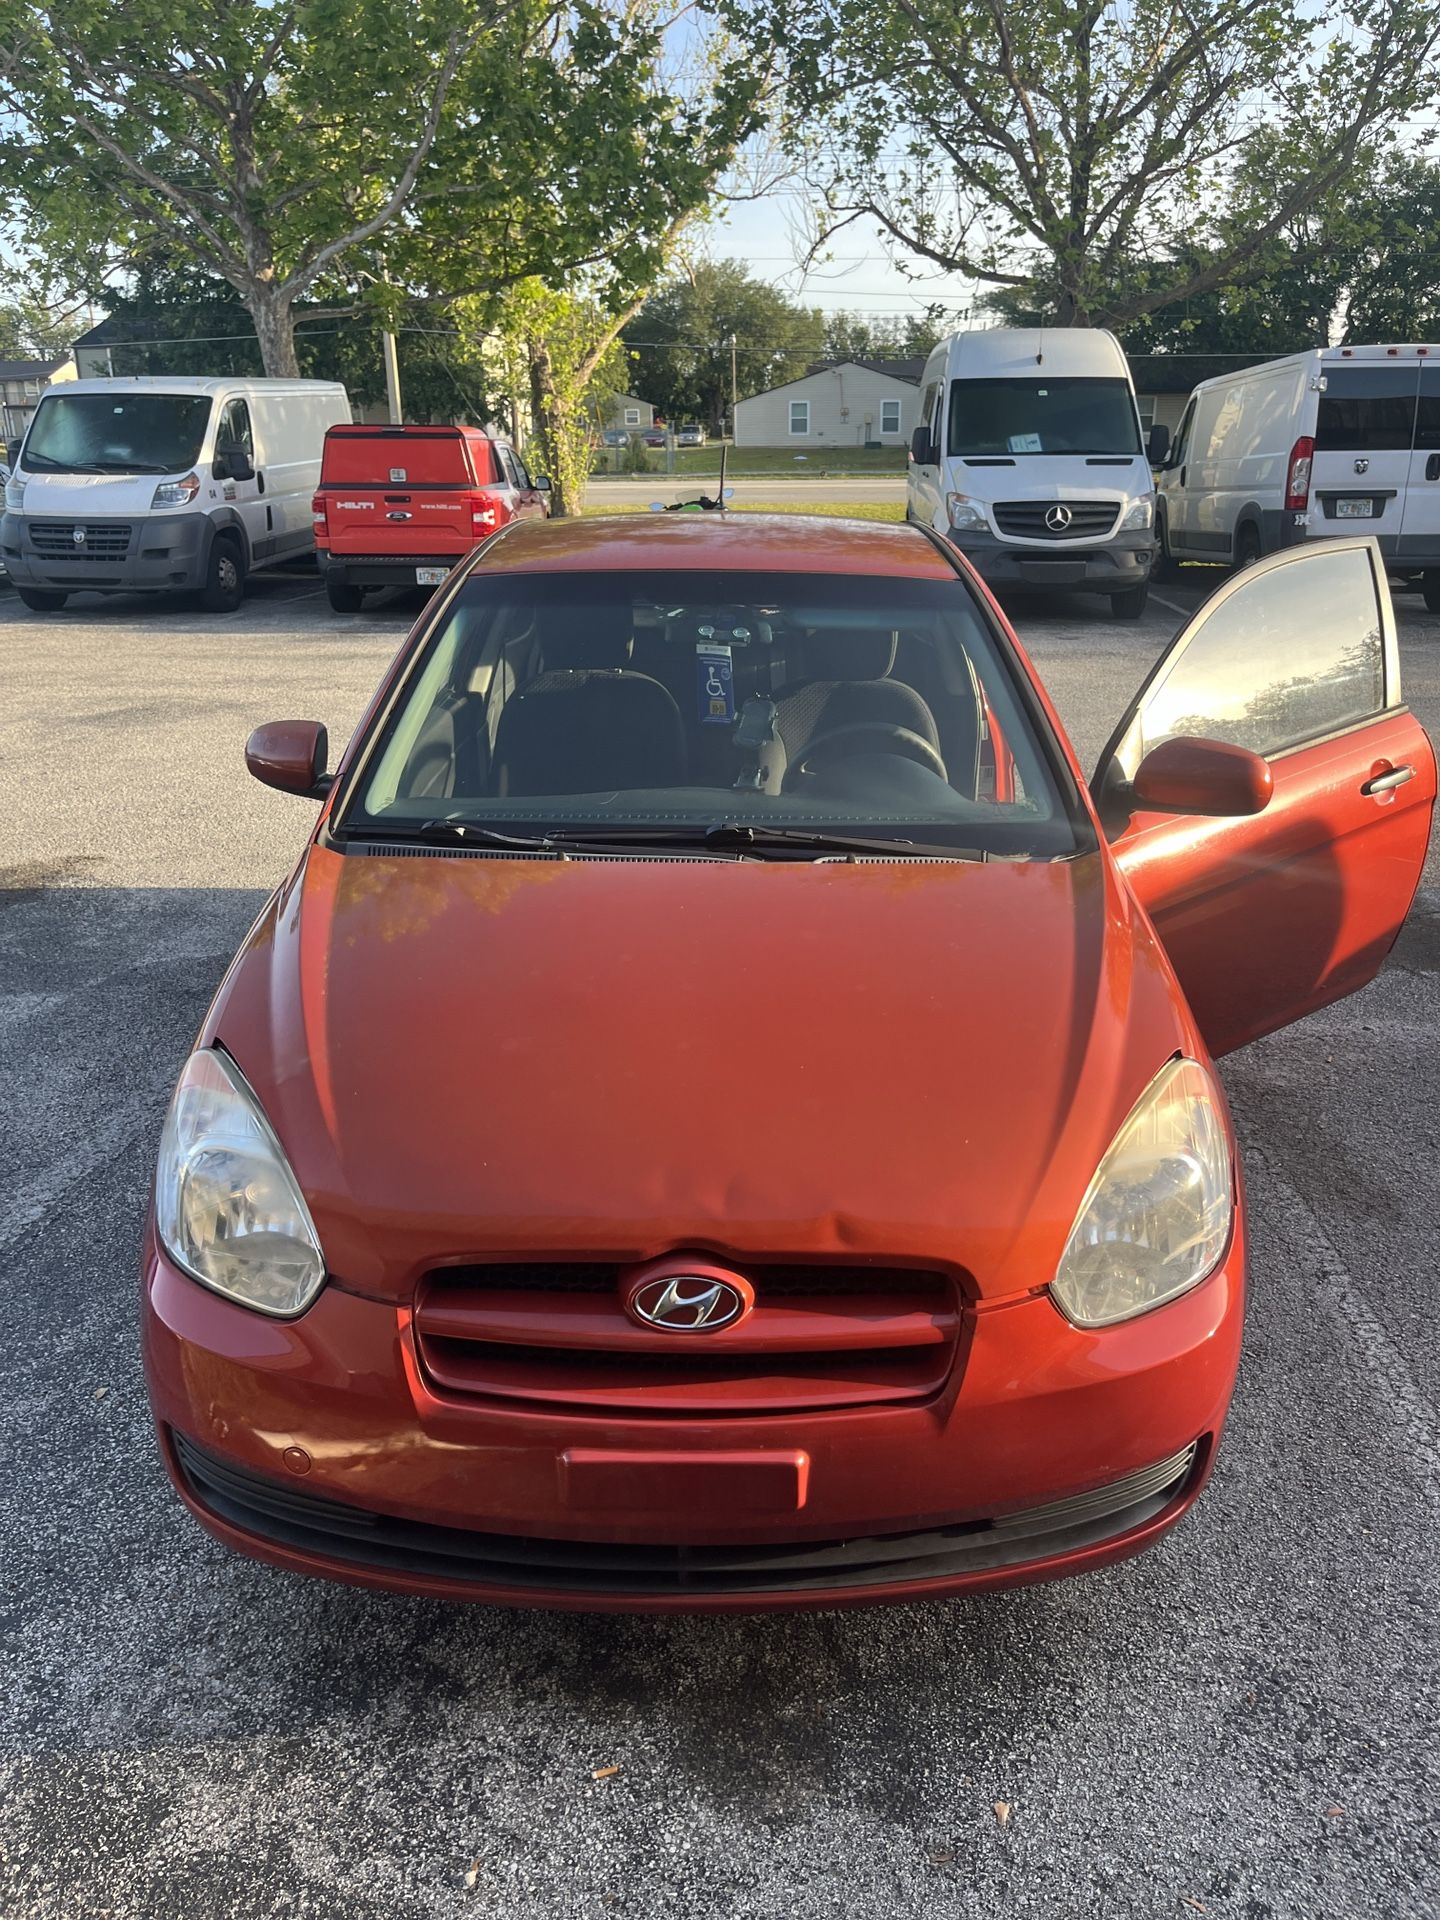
xmin=1146 ymin=423 xmax=1172 ymax=466
xmin=245 ymin=720 xmax=330 ymax=798
xmin=910 ymin=426 xmax=935 ymax=465
xmin=4 ymin=437 xmax=20 ymax=468
xmin=214 ymin=443 xmax=255 ymax=483
xmin=1131 ymin=736 xmax=1272 ymax=817
xmin=533 ymin=474 xmax=551 ymax=491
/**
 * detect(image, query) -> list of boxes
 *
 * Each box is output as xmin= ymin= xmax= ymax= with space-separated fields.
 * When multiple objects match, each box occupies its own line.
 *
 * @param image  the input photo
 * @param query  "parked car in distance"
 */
xmin=314 ymin=424 xmax=549 ymax=613
xmin=143 ymin=515 xmax=1433 ymax=1613
xmin=676 ymin=423 xmax=707 ymax=447
xmin=908 ymin=328 xmax=1159 ymax=619
xmin=599 ymin=428 xmax=631 ymax=448
xmin=1152 ymin=343 xmax=1440 ymax=606
xmin=642 ymin=425 xmax=669 ymax=447
xmin=0 ymin=376 xmax=350 ymax=613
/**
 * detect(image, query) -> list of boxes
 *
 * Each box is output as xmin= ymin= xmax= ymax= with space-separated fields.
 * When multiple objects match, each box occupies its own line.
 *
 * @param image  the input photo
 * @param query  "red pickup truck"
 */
xmin=313 ymin=424 xmax=549 ymax=612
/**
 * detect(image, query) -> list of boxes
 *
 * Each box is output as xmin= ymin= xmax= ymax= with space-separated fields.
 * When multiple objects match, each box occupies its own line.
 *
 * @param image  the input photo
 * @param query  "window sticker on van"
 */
xmin=390 ymin=467 xmax=407 ymax=483
xmin=1008 ymin=433 xmax=1043 ymax=453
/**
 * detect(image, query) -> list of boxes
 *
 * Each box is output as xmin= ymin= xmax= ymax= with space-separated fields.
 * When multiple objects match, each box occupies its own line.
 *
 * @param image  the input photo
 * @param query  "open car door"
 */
xmin=1093 ymin=537 xmax=1435 ymax=1057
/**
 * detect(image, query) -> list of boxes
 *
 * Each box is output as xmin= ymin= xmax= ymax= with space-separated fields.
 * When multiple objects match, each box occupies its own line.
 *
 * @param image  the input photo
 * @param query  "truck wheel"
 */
xmin=200 ymin=534 xmax=245 ymax=613
xmin=16 ymin=587 xmax=69 ymax=612
xmin=326 ymin=579 xmax=365 ymax=613
xmin=1110 ymin=583 xmax=1149 ymax=620
xmin=1233 ymin=523 xmax=1262 ymax=571
xmin=1152 ymin=513 xmax=1176 ymax=581
xmin=1423 ymin=571 xmax=1440 ymax=614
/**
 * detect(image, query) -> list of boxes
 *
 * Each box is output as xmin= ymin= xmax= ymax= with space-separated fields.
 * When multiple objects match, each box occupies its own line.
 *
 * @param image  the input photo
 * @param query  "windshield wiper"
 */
xmin=338 ymin=818 xmax=564 ymax=852
xmin=341 ymin=818 xmax=986 ymax=861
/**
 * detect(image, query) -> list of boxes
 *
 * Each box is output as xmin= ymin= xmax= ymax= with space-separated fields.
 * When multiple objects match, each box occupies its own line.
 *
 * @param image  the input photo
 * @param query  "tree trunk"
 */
xmin=247 ymin=284 xmax=300 ymax=377
xmin=527 ymin=338 xmax=584 ymax=518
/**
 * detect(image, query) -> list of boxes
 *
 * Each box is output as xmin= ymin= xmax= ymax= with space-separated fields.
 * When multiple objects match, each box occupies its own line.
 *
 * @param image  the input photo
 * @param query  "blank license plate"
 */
xmin=415 ymin=566 xmax=449 ymax=585
xmin=1335 ymin=498 xmax=1375 ymax=518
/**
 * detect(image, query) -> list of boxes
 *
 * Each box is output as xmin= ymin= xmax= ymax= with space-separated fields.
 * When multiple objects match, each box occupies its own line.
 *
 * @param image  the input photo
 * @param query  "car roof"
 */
xmin=477 ymin=512 xmax=959 ymax=578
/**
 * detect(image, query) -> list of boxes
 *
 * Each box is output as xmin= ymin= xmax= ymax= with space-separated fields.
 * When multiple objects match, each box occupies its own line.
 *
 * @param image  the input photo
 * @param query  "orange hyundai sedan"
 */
xmin=142 ymin=514 xmax=1433 ymax=1610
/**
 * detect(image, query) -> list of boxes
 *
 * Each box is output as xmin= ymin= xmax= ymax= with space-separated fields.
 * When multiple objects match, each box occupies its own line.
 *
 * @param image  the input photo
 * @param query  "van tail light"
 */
xmin=1284 ymin=436 xmax=1314 ymax=512
xmin=311 ymin=492 xmax=329 ymax=548
xmin=469 ymin=489 xmax=503 ymax=535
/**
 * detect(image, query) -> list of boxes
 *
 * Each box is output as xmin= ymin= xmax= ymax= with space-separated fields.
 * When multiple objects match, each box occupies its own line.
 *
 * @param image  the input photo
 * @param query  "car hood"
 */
xmin=210 ymin=842 xmax=1198 ymax=1304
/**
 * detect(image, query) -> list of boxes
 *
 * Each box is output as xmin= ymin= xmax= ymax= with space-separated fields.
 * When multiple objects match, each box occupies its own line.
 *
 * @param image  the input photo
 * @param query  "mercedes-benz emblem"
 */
xmin=1044 ymin=504 xmax=1073 ymax=532
xmin=72 ymin=525 xmax=86 ymax=546
xmin=623 ymin=1266 xmax=753 ymax=1333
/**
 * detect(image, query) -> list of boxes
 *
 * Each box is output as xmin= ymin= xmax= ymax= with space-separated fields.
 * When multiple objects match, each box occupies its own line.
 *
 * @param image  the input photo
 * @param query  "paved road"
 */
xmin=3 ymin=560 xmax=1439 ymax=1919
xmin=588 ymin=473 xmax=905 ymax=504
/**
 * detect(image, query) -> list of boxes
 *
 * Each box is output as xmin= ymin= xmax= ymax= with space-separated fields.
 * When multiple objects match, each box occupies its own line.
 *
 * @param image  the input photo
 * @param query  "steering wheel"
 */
xmin=792 ymin=722 xmax=948 ymax=784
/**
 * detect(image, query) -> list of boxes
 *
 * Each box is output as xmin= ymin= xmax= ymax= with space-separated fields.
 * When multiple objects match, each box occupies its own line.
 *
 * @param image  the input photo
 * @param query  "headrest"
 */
xmin=801 ymin=627 xmax=898 ymax=682
xmin=536 ymin=601 xmax=634 ymax=671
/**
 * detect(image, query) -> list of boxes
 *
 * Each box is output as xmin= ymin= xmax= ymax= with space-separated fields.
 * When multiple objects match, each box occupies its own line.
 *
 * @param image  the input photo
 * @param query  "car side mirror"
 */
xmin=214 ymin=443 xmax=255 ymax=483
xmin=1146 ymin=424 xmax=1172 ymax=467
xmin=4 ymin=436 xmax=20 ymax=468
xmin=534 ymin=474 xmax=551 ymax=491
xmin=245 ymin=720 xmax=331 ymax=798
xmin=1131 ymin=736 xmax=1272 ymax=817
xmin=910 ymin=426 xmax=935 ymax=465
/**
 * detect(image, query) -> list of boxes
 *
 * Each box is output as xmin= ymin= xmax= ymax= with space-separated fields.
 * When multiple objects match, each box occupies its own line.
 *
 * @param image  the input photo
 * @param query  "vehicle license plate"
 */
xmin=415 ymin=566 xmax=449 ymax=585
xmin=1335 ymin=498 xmax=1374 ymax=518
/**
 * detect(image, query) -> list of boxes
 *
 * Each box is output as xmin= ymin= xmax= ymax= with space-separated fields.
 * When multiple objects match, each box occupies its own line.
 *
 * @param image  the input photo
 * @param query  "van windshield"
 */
xmin=21 ymin=392 xmax=213 ymax=475
xmin=339 ymin=569 xmax=1089 ymax=861
xmin=948 ymin=378 xmax=1141 ymax=457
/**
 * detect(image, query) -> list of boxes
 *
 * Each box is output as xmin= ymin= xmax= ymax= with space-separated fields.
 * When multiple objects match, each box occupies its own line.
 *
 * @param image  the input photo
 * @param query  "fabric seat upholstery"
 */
xmin=773 ymin=630 xmax=942 ymax=786
xmin=492 ymin=604 xmax=686 ymax=796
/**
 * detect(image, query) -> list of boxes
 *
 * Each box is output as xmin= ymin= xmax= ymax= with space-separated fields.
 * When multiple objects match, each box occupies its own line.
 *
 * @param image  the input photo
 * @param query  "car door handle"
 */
xmin=1180 ymin=466 xmax=1187 ymax=487
xmin=1361 ymin=764 xmax=1415 ymax=796
xmin=1427 ymin=453 xmax=1440 ymax=482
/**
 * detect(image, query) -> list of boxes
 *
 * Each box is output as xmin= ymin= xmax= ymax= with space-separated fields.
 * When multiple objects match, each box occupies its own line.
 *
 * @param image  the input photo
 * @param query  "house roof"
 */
xmin=0 ymin=357 xmax=68 ymax=380
xmin=737 ymin=359 xmax=923 ymax=404
xmin=1128 ymin=353 xmax=1273 ymax=394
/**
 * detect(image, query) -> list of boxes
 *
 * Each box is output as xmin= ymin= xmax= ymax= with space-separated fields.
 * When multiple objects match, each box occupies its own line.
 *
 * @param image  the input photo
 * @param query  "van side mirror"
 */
xmin=215 ymin=443 xmax=255 ymax=483
xmin=910 ymin=425 xmax=936 ymax=465
xmin=1132 ymin=736 xmax=1272 ymax=817
xmin=4 ymin=437 xmax=20 ymax=468
xmin=1146 ymin=424 xmax=1171 ymax=467
xmin=245 ymin=720 xmax=331 ymax=798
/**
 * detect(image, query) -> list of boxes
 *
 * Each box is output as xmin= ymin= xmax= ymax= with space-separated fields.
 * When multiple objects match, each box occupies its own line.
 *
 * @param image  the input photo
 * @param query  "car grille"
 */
xmin=170 ymin=1429 xmax=1201 ymax=1596
xmin=411 ymin=1261 xmax=963 ymax=1415
xmin=992 ymin=501 xmax=1119 ymax=540
xmin=29 ymin=520 xmax=134 ymax=561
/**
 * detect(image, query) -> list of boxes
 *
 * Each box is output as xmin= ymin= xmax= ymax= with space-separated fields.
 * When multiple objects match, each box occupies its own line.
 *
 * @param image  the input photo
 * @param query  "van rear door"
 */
xmin=1310 ymin=360 xmax=1418 ymax=552
xmin=1396 ymin=360 xmax=1440 ymax=574
xmin=318 ymin=427 xmax=486 ymax=559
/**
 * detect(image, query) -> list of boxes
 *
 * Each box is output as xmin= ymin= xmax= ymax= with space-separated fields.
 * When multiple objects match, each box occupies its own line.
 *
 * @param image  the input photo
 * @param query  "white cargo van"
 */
xmin=1153 ymin=344 xmax=1440 ymax=606
xmin=1 ymin=376 xmax=350 ymax=612
xmin=908 ymin=328 xmax=1160 ymax=617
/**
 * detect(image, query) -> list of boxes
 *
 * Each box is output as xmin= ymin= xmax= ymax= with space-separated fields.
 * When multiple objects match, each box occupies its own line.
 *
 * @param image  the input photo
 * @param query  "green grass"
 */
xmin=584 ymin=500 xmax=906 ymax=522
xmin=592 ymin=442 xmax=907 ymax=478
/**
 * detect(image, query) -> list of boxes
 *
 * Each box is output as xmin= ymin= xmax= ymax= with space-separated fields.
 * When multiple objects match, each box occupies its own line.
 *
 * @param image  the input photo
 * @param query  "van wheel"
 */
xmin=326 ymin=580 xmax=365 ymax=613
xmin=16 ymin=586 xmax=68 ymax=612
xmin=1423 ymin=571 xmax=1440 ymax=614
xmin=1233 ymin=524 xmax=1262 ymax=571
xmin=1153 ymin=514 xmax=1177 ymax=581
xmin=200 ymin=534 xmax=245 ymax=613
xmin=1110 ymin=584 xmax=1149 ymax=620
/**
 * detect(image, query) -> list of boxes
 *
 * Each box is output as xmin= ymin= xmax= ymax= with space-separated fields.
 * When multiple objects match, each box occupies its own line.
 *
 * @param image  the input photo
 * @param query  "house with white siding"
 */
xmin=733 ymin=358 xmax=922 ymax=449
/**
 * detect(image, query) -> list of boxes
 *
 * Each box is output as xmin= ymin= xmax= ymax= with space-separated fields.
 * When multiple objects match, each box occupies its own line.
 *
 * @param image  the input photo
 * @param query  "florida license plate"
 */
xmin=415 ymin=566 xmax=449 ymax=585
xmin=1335 ymin=498 xmax=1374 ymax=518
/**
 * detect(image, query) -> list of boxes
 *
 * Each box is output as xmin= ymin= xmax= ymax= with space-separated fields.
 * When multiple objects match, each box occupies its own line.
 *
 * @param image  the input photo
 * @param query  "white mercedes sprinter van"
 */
xmin=907 ymin=328 xmax=1160 ymax=617
xmin=1153 ymin=344 xmax=1440 ymax=607
xmin=1 ymin=376 xmax=350 ymax=613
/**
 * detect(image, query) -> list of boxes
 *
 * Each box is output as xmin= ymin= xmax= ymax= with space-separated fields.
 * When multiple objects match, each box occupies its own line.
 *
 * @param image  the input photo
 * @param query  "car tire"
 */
xmin=1423 ymin=571 xmax=1440 ymax=615
xmin=200 ymin=534 xmax=245 ymax=613
xmin=1153 ymin=513 xmax=1177 ymax=581
xmin=326 ymin=580 xmax=365 ymax=614
xmin=1233 ymin=523 xmax=1262 ymax=572
xmin=16 ymin=586 xmax=69 ymax=612
xmin=1110 ymin=583 xmax=1149 ymax=620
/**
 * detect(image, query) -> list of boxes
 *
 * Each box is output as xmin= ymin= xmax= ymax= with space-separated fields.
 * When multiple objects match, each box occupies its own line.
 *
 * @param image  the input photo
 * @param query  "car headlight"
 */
xmin=1121 ymin=497 xmax=1154 ymax=530
xmin=151 ymin=471 xmax=201 ymax=508
xmin=1051 ymin=1058 xmax=1232 ymax=1328
xmin=154 ymin=1048 xmax=326 ymax=1317
xmin=945 ymin=492 xmax=989 ymax=532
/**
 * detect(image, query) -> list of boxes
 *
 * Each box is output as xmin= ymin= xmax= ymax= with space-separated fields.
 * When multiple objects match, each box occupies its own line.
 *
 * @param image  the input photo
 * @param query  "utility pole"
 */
xmin=382 ymin=329 xmax=403 ymax=424
xmin=729 ymin=332 xmax=738 ymax=436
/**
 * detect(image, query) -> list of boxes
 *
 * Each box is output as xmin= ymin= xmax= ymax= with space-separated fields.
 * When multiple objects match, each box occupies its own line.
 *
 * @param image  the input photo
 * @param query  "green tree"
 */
xmin=622 ymin=261 xmax=825 ymax=427
xmin=0 ymin=284 xmax=73 ymax=359
xmin=821 ymin=309 xmax=951 ymax=362
xmin=0 ymin=0 xmax=767 ymax=376
xmin=726 ymin=0 xmax=1440 ymax=329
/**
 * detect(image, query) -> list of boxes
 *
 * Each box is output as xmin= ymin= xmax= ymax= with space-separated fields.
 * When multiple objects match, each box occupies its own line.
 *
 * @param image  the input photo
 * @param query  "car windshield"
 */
xmin=341 ymin=569 xmax=1086 ymax=859
xmin=948 ymin=378 xmax=1141 ymax=457
xmin=21 ymin=392 xmax=213 ymax=475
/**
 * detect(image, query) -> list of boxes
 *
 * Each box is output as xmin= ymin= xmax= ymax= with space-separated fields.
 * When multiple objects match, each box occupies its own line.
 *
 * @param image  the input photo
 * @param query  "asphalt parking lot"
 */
xmin=3 ymin=552 xmax=1439 ymax=1920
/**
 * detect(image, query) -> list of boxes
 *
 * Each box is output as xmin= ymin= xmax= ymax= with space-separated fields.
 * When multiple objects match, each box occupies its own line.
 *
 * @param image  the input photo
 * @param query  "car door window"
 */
xmin=218 ymin=398 xmax=253 ymax=459
xmin=1168 ymin=398 xmax=1195 ymax=470
xmin=1097 ymin=541 xmax=1393 ymax=791
xmin=1315 ymin=367 xmax=1418 ymax=451
xmin=508 ymin=447 xmax=533 ymax=489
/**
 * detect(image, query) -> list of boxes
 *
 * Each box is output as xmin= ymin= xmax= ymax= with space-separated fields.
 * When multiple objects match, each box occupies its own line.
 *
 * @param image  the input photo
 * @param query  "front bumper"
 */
xmin=143 ymin=1233 xmax=1244 ymax=1612
xmin=948 ymin=528 xmax=1152 ymax=594
xmin=0 ymin=509 xmax=210 ymax=593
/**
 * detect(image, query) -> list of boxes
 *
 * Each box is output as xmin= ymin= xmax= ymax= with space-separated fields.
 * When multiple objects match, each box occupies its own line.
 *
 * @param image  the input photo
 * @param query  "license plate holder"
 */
xmin=1335 ymin=497 xmax=1375 ymax=519
xmin=415 ymin=565 xmax=449 ymax=585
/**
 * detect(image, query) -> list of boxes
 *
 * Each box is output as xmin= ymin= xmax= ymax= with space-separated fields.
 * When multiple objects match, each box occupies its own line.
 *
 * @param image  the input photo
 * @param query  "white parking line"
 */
xmin=1150 ymin=592 xmax=1194 ymax=619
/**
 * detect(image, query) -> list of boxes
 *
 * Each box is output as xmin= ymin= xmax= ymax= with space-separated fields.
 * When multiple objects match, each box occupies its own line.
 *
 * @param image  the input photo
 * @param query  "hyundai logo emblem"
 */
xmin=623 ymin=1266 xmax=753 ymax=1333
xmin=1044 ymin=504 xmax=1073 ymax=532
